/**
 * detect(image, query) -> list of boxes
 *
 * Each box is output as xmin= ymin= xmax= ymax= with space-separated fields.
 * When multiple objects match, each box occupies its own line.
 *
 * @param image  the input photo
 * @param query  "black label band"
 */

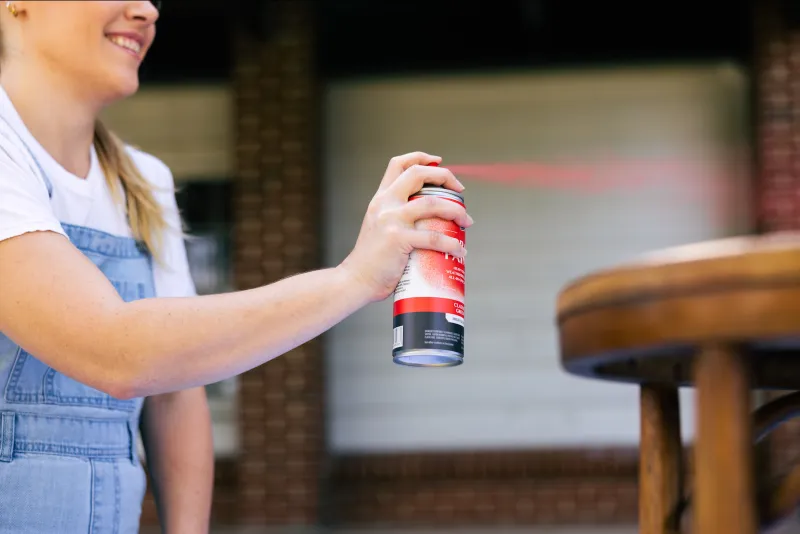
xmin=393 ymin=312 xmax=464 ymax=356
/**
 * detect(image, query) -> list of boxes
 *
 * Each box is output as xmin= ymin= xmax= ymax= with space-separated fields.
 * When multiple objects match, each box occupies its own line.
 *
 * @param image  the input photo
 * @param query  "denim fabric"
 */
xmin=0 ymin=135 xmax=154 ymax=532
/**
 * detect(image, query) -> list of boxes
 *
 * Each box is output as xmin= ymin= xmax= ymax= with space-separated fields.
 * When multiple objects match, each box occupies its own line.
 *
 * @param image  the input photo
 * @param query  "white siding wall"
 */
xmin=101 ymin=85 xmax=233 ymax=181
xmin=323 ymin=65 xmax=752 ymax=453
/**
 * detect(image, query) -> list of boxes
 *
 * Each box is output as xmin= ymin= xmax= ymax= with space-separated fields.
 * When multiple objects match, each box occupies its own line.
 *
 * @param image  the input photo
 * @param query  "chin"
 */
xmin=103 ymin=74 xmax=141 ymax=103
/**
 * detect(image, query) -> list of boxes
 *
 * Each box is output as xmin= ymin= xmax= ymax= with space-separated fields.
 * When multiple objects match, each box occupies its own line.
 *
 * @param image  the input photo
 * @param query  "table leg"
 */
xmin=639 ymin=384 xmax=683 ymax=534
xmin=693 ymin=343 xmax=757 ymax=534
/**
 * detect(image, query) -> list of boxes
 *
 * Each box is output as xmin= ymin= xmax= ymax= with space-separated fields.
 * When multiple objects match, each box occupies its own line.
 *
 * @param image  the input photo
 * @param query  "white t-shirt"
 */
xmin=0 ymin=85 xmax=196 ymax=298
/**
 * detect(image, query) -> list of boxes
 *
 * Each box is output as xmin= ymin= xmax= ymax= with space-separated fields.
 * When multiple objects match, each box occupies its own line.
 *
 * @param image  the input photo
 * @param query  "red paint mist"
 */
xmin=443 ymin=160 xmax=719 ymax=190
xmin=436 ymin=157 xmax=750 ymax=230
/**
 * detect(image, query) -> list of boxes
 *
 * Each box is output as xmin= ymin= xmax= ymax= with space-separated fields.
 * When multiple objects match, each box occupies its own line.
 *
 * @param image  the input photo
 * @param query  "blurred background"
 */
xmin=118 ymin=0 xmax=800 ymax=531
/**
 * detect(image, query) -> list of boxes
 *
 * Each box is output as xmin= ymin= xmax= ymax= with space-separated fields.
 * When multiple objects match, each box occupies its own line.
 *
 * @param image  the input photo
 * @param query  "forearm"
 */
xmin=112 ymin=266 xmax=370 ymax=398
xmin=0 ymin=231 xmax=373 ymax=399
xmin=141 ymin=388 xmax=214 ymax=534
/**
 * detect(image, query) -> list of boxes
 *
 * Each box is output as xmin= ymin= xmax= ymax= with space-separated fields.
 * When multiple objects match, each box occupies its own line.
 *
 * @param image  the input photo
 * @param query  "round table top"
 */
xmin=556 ymin=232 xmax=800 ymax=389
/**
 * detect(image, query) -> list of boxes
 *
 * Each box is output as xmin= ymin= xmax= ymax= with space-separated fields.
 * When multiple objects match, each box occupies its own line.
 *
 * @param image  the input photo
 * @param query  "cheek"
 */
xmin=32 ymin=24 xmax=96 ymax=65
xmin=48 ymin=33 xmax=121 ymax=84
xmin=21 ymin=5 xmax=132 ymax=92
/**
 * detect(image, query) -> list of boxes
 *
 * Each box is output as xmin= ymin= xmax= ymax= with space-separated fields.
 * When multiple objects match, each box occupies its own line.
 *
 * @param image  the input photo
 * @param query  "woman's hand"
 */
xmin=338 ymin=151 xmax=474 ymax=302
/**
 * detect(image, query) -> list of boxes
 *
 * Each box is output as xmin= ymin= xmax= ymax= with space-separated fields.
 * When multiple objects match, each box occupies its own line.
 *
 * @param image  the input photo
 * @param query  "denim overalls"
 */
xmin=0 ymin=118 xmax=151 ymax=533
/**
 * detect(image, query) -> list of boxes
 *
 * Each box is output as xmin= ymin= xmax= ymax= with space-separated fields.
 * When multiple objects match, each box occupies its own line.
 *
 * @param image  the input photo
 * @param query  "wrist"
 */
xmin=333 ymin=262 xmax=377 ymax=307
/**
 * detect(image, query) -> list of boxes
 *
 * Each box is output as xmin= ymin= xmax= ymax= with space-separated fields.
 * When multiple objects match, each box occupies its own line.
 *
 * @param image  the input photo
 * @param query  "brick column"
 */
xmin=756 ymin=0 xmax=800 ymax=232
xmin=232 ymin=0 xmax=324 ymax=525
xmin=755 ymin=0 xmax=800 ymax=472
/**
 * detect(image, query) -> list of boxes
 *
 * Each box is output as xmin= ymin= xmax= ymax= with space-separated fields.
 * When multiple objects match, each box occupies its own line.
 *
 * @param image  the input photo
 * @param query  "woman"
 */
xmin=0 ymin=1 xmax=471 ymax=533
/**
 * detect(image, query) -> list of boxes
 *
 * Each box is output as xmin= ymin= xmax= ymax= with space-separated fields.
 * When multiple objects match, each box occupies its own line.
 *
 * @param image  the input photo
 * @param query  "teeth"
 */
xmin=107 ymin=36 xmax=141 ymax=54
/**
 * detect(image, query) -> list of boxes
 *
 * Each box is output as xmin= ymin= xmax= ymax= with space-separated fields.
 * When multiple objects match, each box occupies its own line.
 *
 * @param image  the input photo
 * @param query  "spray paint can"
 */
xmin=392 ymin=181 xmax=466 ymax=367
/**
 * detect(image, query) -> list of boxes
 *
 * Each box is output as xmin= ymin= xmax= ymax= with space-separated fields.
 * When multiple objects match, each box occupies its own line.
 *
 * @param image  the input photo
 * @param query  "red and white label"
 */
xmin=393 ymin=195 xmax=466 ymax=319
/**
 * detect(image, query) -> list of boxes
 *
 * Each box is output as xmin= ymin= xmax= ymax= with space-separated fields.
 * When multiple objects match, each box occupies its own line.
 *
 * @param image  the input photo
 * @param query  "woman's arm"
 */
xmin=0 ymin=236 xmax=371 ymax=398
xmin=0 ymin=152 xmax=471 ymax=398
xmin=140 ymin=388 xmax=214 ymax=534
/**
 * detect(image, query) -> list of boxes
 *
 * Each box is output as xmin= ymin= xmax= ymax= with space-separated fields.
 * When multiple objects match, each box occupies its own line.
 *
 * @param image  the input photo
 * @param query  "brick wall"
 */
xmin=325 ymin=450 xmax=640 ymax=526
xmin=756 ymin=0 xmax=800 ymax=233
xmin=231 ymin=0 xmax=322 ymax=526
xmin=139 ymin=1 xmax=322 ymax=530
xmin=757 ymin=0 xmax=800 ymax=478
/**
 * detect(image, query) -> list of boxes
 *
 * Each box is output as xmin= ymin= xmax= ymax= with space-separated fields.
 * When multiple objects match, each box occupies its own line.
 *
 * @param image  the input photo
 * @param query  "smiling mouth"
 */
xmin=106 ymin=35 xmax=142 ymax=56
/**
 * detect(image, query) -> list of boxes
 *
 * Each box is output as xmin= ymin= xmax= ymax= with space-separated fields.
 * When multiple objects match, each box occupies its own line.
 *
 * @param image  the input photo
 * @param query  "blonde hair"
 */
xmin=93 ymin=120 xmax=166 ymax=261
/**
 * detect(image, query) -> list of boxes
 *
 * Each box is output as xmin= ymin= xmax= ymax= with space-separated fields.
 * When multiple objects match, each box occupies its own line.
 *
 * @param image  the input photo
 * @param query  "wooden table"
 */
xmin=556 ymin=233 xmax=800 ymax=534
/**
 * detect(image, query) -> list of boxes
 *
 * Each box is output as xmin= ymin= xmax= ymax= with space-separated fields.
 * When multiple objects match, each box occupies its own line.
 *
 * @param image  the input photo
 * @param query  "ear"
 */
xmin=5 ymin=1 xmax=27 ymax=18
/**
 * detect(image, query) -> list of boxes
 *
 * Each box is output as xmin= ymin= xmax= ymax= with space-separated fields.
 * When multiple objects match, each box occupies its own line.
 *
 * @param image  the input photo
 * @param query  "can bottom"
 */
xmin=393 ymin=349 xmax=463 ymax=368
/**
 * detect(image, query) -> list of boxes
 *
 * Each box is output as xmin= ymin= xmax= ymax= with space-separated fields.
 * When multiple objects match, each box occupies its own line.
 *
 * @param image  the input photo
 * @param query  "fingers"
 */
xmin=387 ymin=164 xmax=465 ymax=200
xmin=401 ymin=195 xmax=473 ymax=228
xmin=379 ymin=152 xmax=442 ymax=191
xmin=405 ymin=229 xmax=467 ymax=258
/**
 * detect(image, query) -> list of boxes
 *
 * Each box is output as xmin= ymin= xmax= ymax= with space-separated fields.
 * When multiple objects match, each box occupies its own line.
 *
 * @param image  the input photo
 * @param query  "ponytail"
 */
xmin=93 ymin=120 xmax=166 ymax=262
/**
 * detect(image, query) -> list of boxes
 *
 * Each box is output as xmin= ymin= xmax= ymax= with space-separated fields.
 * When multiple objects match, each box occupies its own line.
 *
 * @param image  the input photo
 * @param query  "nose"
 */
xmin=126 ymin=1 xmax=160 ymax=24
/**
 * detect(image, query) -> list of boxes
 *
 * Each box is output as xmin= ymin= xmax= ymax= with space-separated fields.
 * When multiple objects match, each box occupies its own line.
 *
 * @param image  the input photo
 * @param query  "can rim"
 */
xmin=413 ymin=185 xmax=465 ymax=203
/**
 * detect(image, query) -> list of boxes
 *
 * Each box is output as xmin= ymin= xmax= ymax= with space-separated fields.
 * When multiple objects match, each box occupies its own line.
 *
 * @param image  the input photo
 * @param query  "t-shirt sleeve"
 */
xmin=133 ymin=149 xmax=197 ymax=299
xmin=0 ymin=149 xmax=66 ymax=243
xmin=159 ymin=190 xmax=198 ymax=298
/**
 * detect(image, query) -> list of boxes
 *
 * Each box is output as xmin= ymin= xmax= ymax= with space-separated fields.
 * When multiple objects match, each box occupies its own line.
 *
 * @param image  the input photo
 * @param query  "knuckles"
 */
xmin=366 ymin=193 xmax=387 ymax=216
xmin=405 ymin=151 xmax=428 ymax=162
xmin=383 ymin=224 xmax=403 ymax=242
xmin=375 ymin=207 xmax=397 ymax=227
xmin=421 ymin=195 xmax=440 ymax=210
xmin=405 ymin=164 xmax=425 ymax=180
xmin=389 ymin=152 xmax=429 ymax=169
xmin=427 ymin=230 xmax=443 ymax=247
